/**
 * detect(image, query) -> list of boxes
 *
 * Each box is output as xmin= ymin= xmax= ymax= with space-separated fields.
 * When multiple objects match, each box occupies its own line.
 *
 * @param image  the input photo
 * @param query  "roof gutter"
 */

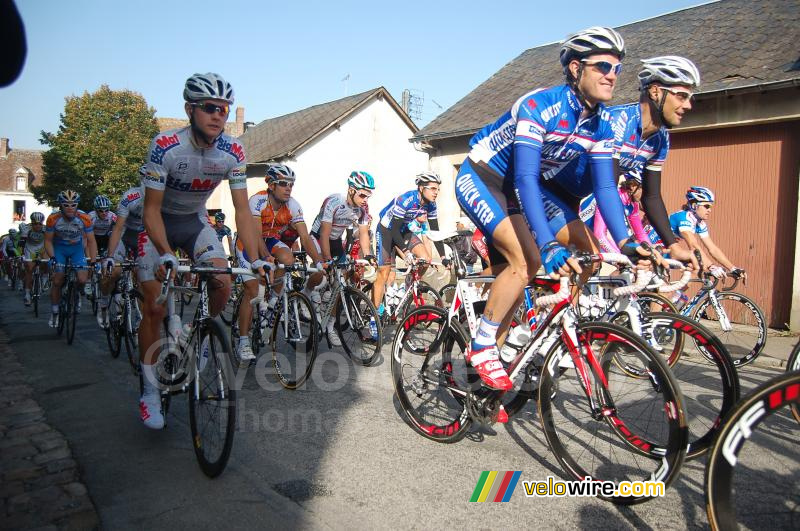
xmin=695 ymin=77 xmax=800 ymax=99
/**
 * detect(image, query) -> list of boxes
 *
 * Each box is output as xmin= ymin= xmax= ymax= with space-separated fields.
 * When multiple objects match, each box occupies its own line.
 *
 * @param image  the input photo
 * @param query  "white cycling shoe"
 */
xmin=139 ymin=392 xmax=165 ymax=430
xmin=237 ymin=341 xmax=256 ymax=367
xmin=326 ymin=320 xmax=341 ymax=347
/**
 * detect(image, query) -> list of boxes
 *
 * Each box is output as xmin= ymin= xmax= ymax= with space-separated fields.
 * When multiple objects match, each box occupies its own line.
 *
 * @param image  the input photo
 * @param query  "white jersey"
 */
xmin=89 ymin=210 xmax=117 ymax=236
xmin=117 ymin=186 xmax=145 ymax=232
xmin=142 ymin=127 xmax=247 ymax=216
xmin=20 ymin=223 xmax=45 ymax=247
xmin=310 ymin=193 xmax=370 ymax=239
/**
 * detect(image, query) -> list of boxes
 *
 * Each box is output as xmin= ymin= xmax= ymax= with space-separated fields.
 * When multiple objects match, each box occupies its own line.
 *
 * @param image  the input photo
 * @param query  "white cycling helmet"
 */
xmin=560 ymin=26 xmax=625 ymax=73
xmin=415 ymin=171 xmax=442 ymax=186
xmin=183 ymin=72 xmax=235 ymax=104
xmin=266 ymin=163 xmax=296 ymax=182
xmin=638 ymin=56 xmax=701 ymax=89
xmin=686 ymin=186 xmax=715 ymax=204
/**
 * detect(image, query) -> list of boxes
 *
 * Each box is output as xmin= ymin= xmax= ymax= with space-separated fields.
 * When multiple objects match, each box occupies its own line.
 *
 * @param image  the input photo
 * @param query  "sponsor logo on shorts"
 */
xmin=455 ymin=173 xmax=496 ymax=228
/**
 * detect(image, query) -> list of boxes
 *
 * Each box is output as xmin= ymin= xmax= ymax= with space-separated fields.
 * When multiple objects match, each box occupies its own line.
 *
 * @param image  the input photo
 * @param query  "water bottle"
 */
xmin=262 ymin=295 xmax=278 ymax=330
xmin=368 ymin=317 xmax=379 ymax=341
xmin=178 ymin=323 xmax=192 ymax=350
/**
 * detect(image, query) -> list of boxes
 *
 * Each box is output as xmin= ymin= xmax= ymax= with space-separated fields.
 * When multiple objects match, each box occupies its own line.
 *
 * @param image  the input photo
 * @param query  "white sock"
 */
xmin=474 ymin=316 xmax=500 ymax=348
xmin=238 ymin=336 xmax=249 ymax=347
xmin=51 ymin=304 xmax=59 ymax=314
xmin=141 ymin=364 xmax=160 ymax=395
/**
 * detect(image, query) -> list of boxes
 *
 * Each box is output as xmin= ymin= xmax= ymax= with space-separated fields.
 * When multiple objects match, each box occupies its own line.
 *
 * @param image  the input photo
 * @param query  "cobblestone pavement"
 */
xmin=0 ymin=331 xmax=99 ymax=531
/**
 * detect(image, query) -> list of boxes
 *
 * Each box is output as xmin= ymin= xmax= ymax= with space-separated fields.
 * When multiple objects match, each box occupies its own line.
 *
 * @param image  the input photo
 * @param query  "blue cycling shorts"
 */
xmin=53 ymin=242 xmax=87 ymax=272
xmin=454 ymin=158 xmax=512 ymax=243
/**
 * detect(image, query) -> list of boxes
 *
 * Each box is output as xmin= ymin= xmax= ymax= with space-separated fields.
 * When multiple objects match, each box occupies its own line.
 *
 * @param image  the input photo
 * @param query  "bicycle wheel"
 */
xmin=391 ymin=305 xmax=474 ymax=443
xmin=705 ymin=371 xmax=800 ymax=530
xmin=91 ymin=279 xmax=99 ymax=316
xmin=188 ymin=318 xmax=237 ymax=478
xmin=106 ymin=295 xmax=123 ymax=358
xmin=32 ymin=272 xmax=40 ymax=317
xmin=66 ymin=283 xmax=78 ymax=345
xmin=272 ymin=292 xmax=318 ymax=389
xmin=788 ymin=341 xmax=800 ymax=423
xmin=335 ymin=287 xmax=382 ymax=366
xmin=538 ymin=321 xmax=687 ymax=505
xmin=56 ymin=291 xmax=66 ymax=336
xmin=634 ymin=312 xmax=740 ymax=459
xmin=636 ymin=291 xmax=678 ymax=314
xmin=692 ymin=291 xmax=767 ymax=367
xmin=438 ymin=283 xmax=456 ymax=306
xmin=123 ymin=292 xmax=143 ymax=372
xmin=399 ymin=281 xmax=443 ymax=319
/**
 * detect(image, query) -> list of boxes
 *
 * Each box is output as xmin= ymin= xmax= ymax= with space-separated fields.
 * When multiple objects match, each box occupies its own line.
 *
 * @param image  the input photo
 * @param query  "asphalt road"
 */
xmin=1 ymin=290 xmax=797 ymax=530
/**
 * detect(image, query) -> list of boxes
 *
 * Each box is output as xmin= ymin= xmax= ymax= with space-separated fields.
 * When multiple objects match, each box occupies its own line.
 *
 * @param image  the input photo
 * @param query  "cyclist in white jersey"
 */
xmin=98 ymin=172 xmax=146 ymax=328
xmin=137 ymin=73 xmax=263 ymax=430
xmin=89 ymin=195 xmax=117 ymax=257
xmin=21 ymin=212 xmax=48 ymax=306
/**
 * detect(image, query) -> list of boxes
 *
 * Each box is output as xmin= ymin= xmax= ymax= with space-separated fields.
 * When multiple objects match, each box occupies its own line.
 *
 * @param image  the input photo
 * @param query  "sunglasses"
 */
xmin=697 ymin=203 xmax=713 ymax=210
xmin=661 ymin=86 xmax=694 ymax=102
xmin=61 ymin=202 xmax=78 ymax=208
xmin=422 ymin=185 xmax=439 ymax=192
xmin=351 ymin=188 xmax=372 ymax=199
xmin=273 ymin=180 xmax=294 ymax=188
xmin=97 ymin=208 xmax=109 ymax=213
xmin=581 ymin=59 xmax=623 ymax=76
xmin=191 ymin=102 xmax=230 ymax=115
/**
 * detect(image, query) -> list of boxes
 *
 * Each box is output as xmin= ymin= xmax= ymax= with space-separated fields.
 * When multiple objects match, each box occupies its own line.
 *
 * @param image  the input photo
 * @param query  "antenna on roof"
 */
xmin=401 ymin=89 xmax=424 ymax=122
xmin=341 ymin=73 xmax=350 ymax=96
xmin=431 ymin=99 xmax=443 ymax=110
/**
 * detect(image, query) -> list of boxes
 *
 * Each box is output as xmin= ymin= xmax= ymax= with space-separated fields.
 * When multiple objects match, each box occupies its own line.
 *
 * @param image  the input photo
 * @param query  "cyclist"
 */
xmin=2 ymin=228 xmax=22 ymax=285
xmin=453 ymin=27 xmax=646 ymax=392
xmin=670 ymin=186 xmax=745 ymax=280
xmin=234 ymin=163 xmax=323 ymax=361
xmin=373 ymin=171 xmax=448 ymax=315
xmin=307 ymin=170 xmax=377 ymax=342
xmin=582 ymin=56 xmax=701 ymax=265
xmin=212 ymin=212 xmax=234 ymax=256
xmin=138 ymin=72 xmax=263 ymax=429
xmin=99 ymin=176 xmax=145 ymax=328
xmin=89 ymin=195 xmax=117 ymax=257
xmin=21 ymin=212 xmax=48 ymax=305
xmin=581 ymin=170 xmax=650 ymax=253
xmin=44 ymin=190 xmax=98 ymax=327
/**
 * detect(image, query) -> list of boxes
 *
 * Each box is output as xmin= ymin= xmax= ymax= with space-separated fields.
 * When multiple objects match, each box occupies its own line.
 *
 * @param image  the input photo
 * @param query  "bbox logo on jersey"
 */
xmin=122 ymin=192 xmax=141 ymax=207
xmin=165 ymin=175 xmax=217 ymax=192
xmin=456 ymin=173 xmax=495 ymax=227
xmin=150 ymin=133 xmax=181 ymax=164
xmin=217 ymin=139 xmax=245 ymax=163
xmin=487 ymin=122 xmax=515 ymax=153
xmin=540 ymin=101 xmax=562 ymax=123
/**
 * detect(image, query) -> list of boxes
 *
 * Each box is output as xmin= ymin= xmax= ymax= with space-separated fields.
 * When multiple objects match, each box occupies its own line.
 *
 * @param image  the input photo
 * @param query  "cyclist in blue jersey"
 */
xmin=454 ymin=27 xmax=649 ymax=393
xmin=670 ymin=186 xmax=745 ymax=281
xmin=44 ymin=190 xmax=98 ymax=328
xmin=372 ymin=172 xmax=448 ymax=312
xmin=582 ymin=56 xmax=701 ymax=267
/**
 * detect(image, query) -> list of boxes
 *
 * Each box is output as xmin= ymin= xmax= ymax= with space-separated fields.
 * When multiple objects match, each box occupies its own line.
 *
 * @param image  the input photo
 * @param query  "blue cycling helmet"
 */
xmin=94 ymin=195 xmax=112 ymax=210
xmin=57 ymin=190 xmax=80 ymax=204
xmin=686 ymin=186 xmax=715 ymax=204
xmin=30 ymin=212 xmax=45 ymax=223
xmin=348 ymin=171 xmax=375 ymax=190
xmin=266 ymin=163 xmax=296 ymax=183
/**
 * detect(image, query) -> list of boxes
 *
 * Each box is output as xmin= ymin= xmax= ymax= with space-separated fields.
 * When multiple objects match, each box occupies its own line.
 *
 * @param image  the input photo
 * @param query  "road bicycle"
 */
xmin=150 ymin=262 xmax=254 ymax=478
xmin=55 ymin=259 xmax=86 ymax=345
xmin=704 ymin=368 xmax=799 ymax=529
xmin=392 ymin=252 xmax=688 ymax=505
xmin=639 ymin=255 xmax=766 ymax=367
xmin=29 ymin=258 xmax=50 ymax=317
xmin=374 ymin=254 xmax=443 ymax=327
xmin=105 ymin=260 xmax=142 ymax=372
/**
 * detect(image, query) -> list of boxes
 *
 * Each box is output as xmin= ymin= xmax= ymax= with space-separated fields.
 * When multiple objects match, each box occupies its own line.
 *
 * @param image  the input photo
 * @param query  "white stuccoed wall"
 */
xmin=207 ymin=97 xmax=463 ymax=241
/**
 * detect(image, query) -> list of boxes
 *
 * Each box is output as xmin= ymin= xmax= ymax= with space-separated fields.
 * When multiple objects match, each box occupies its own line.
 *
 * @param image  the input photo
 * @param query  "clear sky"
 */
xmin=2 ymin=0 xmax=705 ymax=150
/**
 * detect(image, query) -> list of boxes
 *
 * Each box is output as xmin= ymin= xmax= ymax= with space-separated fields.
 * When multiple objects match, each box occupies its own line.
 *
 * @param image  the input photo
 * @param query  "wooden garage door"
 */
xmin=662 ymin=120 xmax=800 ymax=328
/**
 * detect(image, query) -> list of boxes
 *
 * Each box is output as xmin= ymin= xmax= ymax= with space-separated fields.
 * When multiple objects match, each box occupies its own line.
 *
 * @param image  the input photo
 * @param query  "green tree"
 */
xmin=33 ymin=85 xmax=159 ymax=210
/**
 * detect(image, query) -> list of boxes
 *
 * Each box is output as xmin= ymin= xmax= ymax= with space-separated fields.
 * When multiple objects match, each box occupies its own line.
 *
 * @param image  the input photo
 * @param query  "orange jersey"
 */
xmin=249 ymin=191 xmax=304 ymax=241
xmin=45 ymin=211 xmax=93 ymax=245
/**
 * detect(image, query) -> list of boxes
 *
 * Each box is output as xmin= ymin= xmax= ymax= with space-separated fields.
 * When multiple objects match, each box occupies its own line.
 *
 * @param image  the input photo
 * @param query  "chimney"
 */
xmin=235 ymin=107 xmax=245 ymax=137
xmin=0 ymin=138 xmax=9 ymax=158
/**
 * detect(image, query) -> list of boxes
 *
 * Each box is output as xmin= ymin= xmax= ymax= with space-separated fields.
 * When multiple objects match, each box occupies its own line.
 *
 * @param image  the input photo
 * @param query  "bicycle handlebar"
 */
xmin=535 ymin=277 xmax=570 ymax=307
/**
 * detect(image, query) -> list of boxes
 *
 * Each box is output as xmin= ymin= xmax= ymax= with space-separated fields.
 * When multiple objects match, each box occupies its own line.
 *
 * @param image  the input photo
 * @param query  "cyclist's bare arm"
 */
xmin=85 ymin=232 xmax=98 ymax=264
xmin=106 ymin=216 xmax=126 ymax=262
xmin=44 ymin=231 xmax=55 ymax=260
xmin=232 ymin=188 xmax=260 ymax=267
xmin=701 ymin=235 xmax=736 ymax=271
xmin=319 ymin=221 xmax=334 ymax=261
xmin=679 ymin=230 xmax=713 ymax=270
xmin=358 ymin=225 xmax=371 ymax=259
xmin=293 ymin=221 xmax=323 ymax=264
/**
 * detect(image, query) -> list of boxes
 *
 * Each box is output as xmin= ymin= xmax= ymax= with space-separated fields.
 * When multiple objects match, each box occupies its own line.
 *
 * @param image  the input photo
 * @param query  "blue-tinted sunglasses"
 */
xmin=581 ymin=59 xmax=623 ymax=76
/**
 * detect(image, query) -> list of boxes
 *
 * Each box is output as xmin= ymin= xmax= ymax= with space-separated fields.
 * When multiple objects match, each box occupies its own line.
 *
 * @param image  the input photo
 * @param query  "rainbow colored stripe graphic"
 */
xmin=469 ymin=471 xmax=522 ymax=502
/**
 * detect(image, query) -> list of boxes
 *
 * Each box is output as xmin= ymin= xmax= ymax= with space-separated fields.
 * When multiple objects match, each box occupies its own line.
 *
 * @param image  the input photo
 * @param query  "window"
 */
xmin=15 ymin=167 xmax=29 ymax=191
xmin=13 ymin=200 xmax=26 ymax=222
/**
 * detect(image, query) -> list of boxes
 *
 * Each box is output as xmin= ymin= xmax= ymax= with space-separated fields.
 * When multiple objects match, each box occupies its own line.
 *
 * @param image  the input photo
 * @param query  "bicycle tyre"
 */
xmin=66 ymin=283 xmax=78 ymax=345
xmin=106 ymin=295 xmax=123 ymax=358
xmin=335 ymin=287 xmax=382 ymax=366
xmin=123 ymin=291 xmax=143 ymax=372
xmin=538 ymin=321 xmax=687 ymax=505
xmin=188 ymin=317 xmax=237 ymax=478
xmin=692 ymin=291 xmax=767 ymax=367
xmin=788 ymin=340 xmax=800 ymax=423
xmin=56 ymin=290 xmax=66 ymax=336
xmin=272 ymin=292 xmax=318 ymax=389
xmin=705 ymin=371 xmax=800 ymax=530
xmin=438 ymin=283 xmax=456 ymax=306
xmin=626 ymin=312 xmax=740 ymax=459
xmin=91 ymin=279 xmax=99 ymax=316
xmin=391 ymin=305 xmax=473 ymax=443
xmin=32 ymin=272 xmax=40 ymax=317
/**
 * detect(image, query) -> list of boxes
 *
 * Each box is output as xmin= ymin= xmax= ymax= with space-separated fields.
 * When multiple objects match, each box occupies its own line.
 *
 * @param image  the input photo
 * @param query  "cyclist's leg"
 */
xmin=372 ymin=225 xmax=394 ymax=309
xmin=185 ymin=219 xmax=231 ymax=317
xmin=543 ymin=188 xmax=602 ymax=286
xmin=235 ymin=238 xmax=258 ymax=339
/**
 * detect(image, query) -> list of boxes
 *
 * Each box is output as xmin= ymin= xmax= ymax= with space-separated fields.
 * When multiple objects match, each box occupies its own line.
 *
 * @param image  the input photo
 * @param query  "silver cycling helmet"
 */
xmin=638 ymin=56 xmax=700 ymax=89
xmin=415 ymin=171 xmax=442 ymax=186
xmin=560 ymin=26 xmax=625 ymax=74
xmin=183 ymin=72 xmax=234 ymax=104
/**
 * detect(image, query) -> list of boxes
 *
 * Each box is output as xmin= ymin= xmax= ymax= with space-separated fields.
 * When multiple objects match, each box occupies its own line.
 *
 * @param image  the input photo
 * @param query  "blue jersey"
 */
xmin=378 ymin=190 xmax=437 ymax=229
xmin=466 ymin=84 xmax=625 ymax=247
xmin=609 ymin=103 xmax=670 ymax=174
xmin=670 ymin=209 xmax=709 ymax=239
